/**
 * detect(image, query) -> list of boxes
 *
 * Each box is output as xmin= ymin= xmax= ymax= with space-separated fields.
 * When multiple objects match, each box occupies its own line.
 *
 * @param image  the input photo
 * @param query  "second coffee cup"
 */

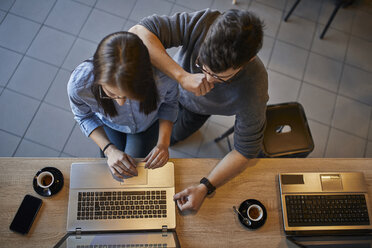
xmin=247 ymin=204 xmax=264 ymax=222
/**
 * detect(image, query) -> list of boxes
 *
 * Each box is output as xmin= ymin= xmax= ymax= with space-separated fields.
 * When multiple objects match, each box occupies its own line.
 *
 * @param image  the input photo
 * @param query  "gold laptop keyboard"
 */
xmin=77 ymin=191 xmax=167 ymax=220
xmin=285 ymin=194 xmax=370 ymax=227
xmin=77 ymin=244 xmax=167 ymax=247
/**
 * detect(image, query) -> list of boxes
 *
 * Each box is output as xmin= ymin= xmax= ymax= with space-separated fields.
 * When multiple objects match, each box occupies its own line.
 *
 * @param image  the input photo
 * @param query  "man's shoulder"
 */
xmin=236 ymin=57 xmax=268 ymax=90
xmin=191 ymin=8 xmax=221 ymax=26
xmin=196 ymin=8 xmax=221 ymax=18
xmin=244 ymin=56 xmax=267 ymax=76
xmin=233 ymin=58 xmax=269 ymax=108
xmin=172 ymin=8 xmax=221 ymax=33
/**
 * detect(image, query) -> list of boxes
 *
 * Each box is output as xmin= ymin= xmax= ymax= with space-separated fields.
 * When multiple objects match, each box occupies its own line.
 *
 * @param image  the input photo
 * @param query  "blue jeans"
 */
xmin=171 ymin=103 xmax=210 ymax=145
xmin=100 ymin=120 xmax=159 ymax=158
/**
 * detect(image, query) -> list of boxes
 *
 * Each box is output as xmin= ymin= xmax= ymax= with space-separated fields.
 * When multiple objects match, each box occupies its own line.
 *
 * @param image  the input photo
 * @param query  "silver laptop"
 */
xmin=279 ymin=172 xmax=372 ymax=235
xmin=55 ymin=161 xmax=179 ymax=247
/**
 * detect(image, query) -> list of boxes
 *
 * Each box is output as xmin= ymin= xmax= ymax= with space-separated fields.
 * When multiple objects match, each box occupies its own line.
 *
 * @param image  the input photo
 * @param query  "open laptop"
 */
xmin=54 ymin=161 xmax=180 ymax=247
xmin=279 ymin=172 xmax=372 ymax=235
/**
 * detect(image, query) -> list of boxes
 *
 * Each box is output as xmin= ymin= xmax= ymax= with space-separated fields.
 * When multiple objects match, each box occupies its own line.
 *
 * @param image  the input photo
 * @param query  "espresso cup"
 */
xmin=247 ymin=204 xmax=264 ymax=222
xmin=37 ymin=171 xmax=54 ymax=189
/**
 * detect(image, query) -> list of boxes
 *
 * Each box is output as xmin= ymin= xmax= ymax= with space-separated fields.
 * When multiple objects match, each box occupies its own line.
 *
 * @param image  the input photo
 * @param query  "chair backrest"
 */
xmin=263 ymin=102 xmax=314 ymax=158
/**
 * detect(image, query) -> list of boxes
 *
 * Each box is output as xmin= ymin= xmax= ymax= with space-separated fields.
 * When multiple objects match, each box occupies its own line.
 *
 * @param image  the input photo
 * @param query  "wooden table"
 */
xmin=0 ymin=158 xmax=371 ymax=248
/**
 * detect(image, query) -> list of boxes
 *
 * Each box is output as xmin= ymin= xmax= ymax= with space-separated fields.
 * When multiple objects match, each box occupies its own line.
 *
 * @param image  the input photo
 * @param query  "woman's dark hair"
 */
xmin=91 ymin=31 xmax=159 ymax=117
xmin=199 ymin=9 xmax=264 ymax=73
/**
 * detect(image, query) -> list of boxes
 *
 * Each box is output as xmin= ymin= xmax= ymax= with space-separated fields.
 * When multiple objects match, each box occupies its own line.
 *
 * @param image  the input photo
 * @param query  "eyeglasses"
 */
xmin=195 ymin=57 xmax=242 ymax=84
xmin=195 ymin=60 xmax=230 ymax=84
xmin=99 ymin=85 xmax=127 ymax=100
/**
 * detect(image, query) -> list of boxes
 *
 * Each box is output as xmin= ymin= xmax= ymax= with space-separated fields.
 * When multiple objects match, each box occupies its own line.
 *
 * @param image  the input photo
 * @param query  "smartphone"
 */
xmin=9 ymin=194 xmax=43 ymax=234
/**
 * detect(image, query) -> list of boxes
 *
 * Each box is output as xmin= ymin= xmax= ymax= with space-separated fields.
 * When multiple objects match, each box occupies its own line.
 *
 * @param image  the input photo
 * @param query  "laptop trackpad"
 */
xmin=320 ymin=174 xmax=343 ymax=191
xmin=120 ymin=166 xmax=147 ymax=185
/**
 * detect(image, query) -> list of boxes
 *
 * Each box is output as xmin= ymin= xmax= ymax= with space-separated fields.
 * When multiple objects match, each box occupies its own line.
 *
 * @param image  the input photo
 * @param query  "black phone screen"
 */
xmin=9 ymin=194 xmax=42 ymax=234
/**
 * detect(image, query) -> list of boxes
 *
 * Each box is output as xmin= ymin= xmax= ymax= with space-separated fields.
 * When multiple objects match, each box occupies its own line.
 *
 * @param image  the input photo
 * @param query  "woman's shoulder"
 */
xmin=68 ymin=60 xmax=94 ymax=94
xmin=152 ymin=67 xmax=178 ymax=88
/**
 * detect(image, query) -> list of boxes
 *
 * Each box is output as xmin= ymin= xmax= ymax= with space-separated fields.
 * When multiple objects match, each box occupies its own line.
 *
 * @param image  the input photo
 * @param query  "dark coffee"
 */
xmin=248 ymin=206 xmax=260 ymax=220
xmin=41 ymin=174 xmax=53 ymax=187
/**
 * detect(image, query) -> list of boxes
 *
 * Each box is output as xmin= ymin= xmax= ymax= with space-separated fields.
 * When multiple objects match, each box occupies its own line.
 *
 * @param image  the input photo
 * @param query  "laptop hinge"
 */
xmin=162 ymin=225 xmax=168 ymax=237
xmin=75 ymin=228 xmax=82 ymax=239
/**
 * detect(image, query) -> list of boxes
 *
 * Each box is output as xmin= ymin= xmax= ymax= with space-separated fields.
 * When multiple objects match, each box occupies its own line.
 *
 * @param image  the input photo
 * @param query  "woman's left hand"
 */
xmin=143 ymin=144 xmax=169 ymax=169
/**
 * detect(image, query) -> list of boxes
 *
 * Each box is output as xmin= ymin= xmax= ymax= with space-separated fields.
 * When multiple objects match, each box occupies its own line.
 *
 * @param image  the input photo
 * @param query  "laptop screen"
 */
xmin=287 ymin=234 xmax=372 ymax=248
xmin=55 ymin=231 xmax=180 ymax=248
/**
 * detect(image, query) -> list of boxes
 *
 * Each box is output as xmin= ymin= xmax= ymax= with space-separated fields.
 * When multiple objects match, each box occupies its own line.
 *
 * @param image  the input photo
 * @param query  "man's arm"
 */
xmin=129 ymin=25 xmax=213 ymax=96
xmin=174 ymin=108 xmax=266 ymax=211
xmin=174 ymin=150 xmax=249 ymax=211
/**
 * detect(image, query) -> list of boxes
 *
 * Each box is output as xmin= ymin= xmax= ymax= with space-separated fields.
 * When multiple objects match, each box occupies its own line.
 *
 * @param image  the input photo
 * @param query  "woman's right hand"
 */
xmin=105 ymin=145 xmax=138 ymax=179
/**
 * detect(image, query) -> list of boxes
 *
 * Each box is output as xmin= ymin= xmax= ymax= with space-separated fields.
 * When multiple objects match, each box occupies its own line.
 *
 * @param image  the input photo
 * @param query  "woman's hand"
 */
xmin=105 ymin=145 xmax=138 ymax=179
xmin=143 ymin=144 xmax=169 ymax=169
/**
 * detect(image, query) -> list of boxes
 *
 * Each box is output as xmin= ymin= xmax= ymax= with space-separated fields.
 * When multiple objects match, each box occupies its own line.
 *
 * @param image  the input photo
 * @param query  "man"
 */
xmin=130 ymin=9 xmax=268 ymax=212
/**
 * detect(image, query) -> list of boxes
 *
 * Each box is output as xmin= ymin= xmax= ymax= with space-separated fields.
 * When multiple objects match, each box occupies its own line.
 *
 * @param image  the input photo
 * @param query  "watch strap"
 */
xmin=200 ymin=177 xmax=216 ymax=195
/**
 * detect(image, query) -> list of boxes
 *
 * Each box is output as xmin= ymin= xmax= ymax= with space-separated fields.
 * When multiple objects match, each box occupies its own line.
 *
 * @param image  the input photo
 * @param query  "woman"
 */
xmin=67 ymin=31 xmax=178 ymax=180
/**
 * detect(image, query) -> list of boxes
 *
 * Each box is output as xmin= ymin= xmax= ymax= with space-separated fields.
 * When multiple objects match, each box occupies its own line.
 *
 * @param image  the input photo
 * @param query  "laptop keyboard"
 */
xmin=77 ymin=244 xmax=167 ymax=247
xmin=77 ymin=191 xmax=167 ymax=220
xmin=285 ymin=194 xmax=370 ymax=227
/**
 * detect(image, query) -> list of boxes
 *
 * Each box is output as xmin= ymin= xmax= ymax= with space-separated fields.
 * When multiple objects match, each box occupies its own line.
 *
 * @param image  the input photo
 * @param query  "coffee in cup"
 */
xmin=247 ymin=204 xmax=264 ymax=222
xmin=37 ymin=171 xmax=54 ymax=189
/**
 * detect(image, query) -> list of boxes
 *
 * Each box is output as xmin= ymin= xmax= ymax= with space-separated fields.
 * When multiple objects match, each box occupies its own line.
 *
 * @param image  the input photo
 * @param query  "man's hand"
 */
xmin=105 ymin=145 xmax=138 ymax=179
xmin=173 ymin=184 xmax=208 ymax=211
xmin=143 ymin=144 xmax=169 ymax=169
xmin=180 ymin=73 xmax=214 ymax=96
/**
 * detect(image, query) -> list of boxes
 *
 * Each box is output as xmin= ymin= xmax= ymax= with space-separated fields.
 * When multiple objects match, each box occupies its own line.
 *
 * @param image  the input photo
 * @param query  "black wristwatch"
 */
xmin=200 ymin=177 xmax=216 ymax=195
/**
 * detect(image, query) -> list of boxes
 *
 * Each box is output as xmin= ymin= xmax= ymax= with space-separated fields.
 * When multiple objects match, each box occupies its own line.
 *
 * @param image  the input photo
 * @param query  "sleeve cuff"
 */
xmin=158 ymin=105 xmax=178 ymax=123
xmin=76 ymin=115 xmax=103 ymax=137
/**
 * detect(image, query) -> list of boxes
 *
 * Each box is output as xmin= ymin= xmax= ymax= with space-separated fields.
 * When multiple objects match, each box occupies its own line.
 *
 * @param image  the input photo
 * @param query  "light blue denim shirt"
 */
xmin=67 ymin=61 xmax=179 ymax=137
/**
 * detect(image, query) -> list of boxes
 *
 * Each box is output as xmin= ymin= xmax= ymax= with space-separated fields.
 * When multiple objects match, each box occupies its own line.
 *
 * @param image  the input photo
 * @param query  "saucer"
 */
xmin=33 ymin=167 xmax=64 ymax=197
xmin=238 ymin=199 xmax=267 ymax=229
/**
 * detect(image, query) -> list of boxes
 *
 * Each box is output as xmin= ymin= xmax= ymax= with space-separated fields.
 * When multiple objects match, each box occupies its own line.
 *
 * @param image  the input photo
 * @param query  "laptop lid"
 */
xmin=54 ymin=231 xmax=181 ymax=248
xmin=67 ymin=162 xmax=176 ymax=232
xmin=287 ymin=234 xmax=372 ymax=248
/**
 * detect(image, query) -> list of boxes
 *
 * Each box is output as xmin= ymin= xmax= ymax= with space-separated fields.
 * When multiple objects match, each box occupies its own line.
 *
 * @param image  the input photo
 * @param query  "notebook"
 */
xmin=279 ymin=172 xmax=372 ymax=235
xmin=54 ymin=161 xmax=179 ymax=247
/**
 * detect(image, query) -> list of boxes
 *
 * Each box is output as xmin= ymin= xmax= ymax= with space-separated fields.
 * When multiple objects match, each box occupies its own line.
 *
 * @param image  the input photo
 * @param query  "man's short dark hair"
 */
xmin=199 ymin=9 xmax=264 ymax=73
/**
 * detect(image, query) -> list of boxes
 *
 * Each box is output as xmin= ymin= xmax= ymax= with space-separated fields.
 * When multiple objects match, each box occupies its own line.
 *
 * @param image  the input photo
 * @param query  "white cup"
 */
xmin=37 ymin=171 xmax=54 ymax=189
xmin=247 ymin=204 xmax=263 ymax=222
